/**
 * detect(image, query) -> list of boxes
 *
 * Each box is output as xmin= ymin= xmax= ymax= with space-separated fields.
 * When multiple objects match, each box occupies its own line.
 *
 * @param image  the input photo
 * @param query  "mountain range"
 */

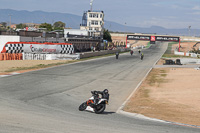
xmin=0 ymin=9 xmax=199 ymax=36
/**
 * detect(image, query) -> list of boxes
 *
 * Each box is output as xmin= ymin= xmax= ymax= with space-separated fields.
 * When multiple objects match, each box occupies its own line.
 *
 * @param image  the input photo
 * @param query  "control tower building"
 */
xmin=80 ymin=1 xmax=104 ymax=38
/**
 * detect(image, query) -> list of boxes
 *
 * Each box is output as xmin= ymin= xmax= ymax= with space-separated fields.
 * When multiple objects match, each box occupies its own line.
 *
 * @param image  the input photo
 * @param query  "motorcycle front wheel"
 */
xmin=79 ymin=102 xmax=87 ymax=111
xmin=94 ymin=104 xmax=106 ymax=114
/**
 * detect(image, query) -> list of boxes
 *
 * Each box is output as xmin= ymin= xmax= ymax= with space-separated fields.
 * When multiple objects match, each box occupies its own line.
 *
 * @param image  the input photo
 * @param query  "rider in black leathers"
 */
xmin=92 ymin=89 xmax=109 ymax=105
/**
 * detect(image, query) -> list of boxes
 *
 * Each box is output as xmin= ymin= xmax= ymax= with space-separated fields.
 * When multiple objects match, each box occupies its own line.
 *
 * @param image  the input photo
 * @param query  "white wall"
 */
xmin=64 ymin=29 xmax=88 ymax=37
xmin=0 ymin=35 xmax=20 ymax=52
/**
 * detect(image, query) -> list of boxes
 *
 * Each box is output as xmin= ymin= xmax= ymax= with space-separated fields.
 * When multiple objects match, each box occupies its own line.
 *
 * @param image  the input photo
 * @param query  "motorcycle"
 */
xmin=79 ymin=90 xmax=109 ymax=114
xmin=130 ymin=50 xmax=133 ymax=56
xmin=141 ymin=53 xmax=144 ymax=60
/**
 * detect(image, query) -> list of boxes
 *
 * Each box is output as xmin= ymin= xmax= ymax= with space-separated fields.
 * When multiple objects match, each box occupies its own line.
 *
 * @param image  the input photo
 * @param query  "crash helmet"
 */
xmin=94 ymin=91 xmax=98 ymax=95
xmin=103 ymin=89 xmax=109 ymax=94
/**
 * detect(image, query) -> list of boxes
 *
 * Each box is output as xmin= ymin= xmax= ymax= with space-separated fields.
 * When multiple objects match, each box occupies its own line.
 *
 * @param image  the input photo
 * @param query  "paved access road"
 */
xmin=0 ymin=42 xmax=199 ymax=133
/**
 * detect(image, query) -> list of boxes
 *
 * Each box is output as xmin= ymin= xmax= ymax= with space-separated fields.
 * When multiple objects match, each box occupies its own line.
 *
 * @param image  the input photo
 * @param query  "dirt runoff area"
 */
xmin=0 ymin=60 xmax=71 ymax=75
xmin=124 ymin=67 xmax=200 ymax=126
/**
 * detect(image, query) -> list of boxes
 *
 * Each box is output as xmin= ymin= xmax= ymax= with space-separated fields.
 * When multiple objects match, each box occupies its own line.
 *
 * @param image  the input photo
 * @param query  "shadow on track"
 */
xmin=100 ymin=111 xmax=115 ymax=115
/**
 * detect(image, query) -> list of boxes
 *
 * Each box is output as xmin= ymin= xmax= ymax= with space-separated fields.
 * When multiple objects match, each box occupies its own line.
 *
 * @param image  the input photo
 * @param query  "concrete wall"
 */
xmin=0 ymin=35 xmax=20 ymax=52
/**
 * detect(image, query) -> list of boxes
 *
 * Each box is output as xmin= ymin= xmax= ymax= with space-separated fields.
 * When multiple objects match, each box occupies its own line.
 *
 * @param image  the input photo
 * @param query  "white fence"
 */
xmin=174 ymin=50 xmax=200 ymax=58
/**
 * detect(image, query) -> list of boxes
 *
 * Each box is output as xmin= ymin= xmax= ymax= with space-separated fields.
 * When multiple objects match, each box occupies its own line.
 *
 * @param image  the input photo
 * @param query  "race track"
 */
xmin=0 ymin=42 xmax=199 ymax=133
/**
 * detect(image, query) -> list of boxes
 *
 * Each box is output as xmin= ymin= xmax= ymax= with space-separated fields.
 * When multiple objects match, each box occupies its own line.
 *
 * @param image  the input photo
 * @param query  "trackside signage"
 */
xmin=127 ymin=35 xmax=151 ymax=41
xmin=1 ymin=42 xmax=74 ymax=54
xmin=155 ymin=36 xmax=179 ymax=42
xmin=25 ymin=44 xmax=58 ymax=53
xmin=127 ymin=35 xmax=180 ymax=42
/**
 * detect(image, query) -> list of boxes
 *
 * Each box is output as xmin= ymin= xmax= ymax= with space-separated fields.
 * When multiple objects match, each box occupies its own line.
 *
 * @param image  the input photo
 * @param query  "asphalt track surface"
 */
xmin=0 ymin=42 xmax=200 ymax=133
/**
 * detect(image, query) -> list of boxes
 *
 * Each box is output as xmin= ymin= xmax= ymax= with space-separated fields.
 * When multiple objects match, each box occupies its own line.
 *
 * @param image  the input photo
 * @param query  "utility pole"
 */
xmin=8 ymin=14 xmax=12 ymax=31
xmin=188 ymin=26 xmax=191 ymax=51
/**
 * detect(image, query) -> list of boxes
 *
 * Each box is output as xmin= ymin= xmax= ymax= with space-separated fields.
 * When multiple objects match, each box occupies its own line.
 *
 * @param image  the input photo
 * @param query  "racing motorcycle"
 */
xmin=79 ymin=89 xmax=109 ymax=114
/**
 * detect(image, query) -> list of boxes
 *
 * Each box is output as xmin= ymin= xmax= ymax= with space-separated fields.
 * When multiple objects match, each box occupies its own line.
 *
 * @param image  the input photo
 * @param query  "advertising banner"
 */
xmin=127 ymin=35 xmax=180 ymax=42
xmin=24 ymin=44 xmax=59 ymax=53
xmin=151 ymin=36 xmax=156 ymax=41
xmin=1 ymin=42 xmax=74 ymax=54
xmin=155 ymin=36 xmax=179 ymax=42
xmin=127 ymin=35 xmax=151 ymax=41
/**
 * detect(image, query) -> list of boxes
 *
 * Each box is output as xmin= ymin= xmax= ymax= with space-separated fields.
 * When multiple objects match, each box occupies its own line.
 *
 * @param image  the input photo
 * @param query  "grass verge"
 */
xmin=145 ymin=42 xmax=151 ymax=49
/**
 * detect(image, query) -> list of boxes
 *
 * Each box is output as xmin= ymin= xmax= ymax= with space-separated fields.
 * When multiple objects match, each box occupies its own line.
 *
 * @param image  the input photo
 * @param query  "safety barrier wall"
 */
xmin=23 ymin=53 xmax=80 ymax=60
xmin=80 ymin=48 xmax=129 ymax=59
xmin=0 ymin=49 xmax=129 ymax=60
xmin=0 ymin=53 xmax=23 ymax=61
xmin=174 ymin=50 xmax=200 ymax=57
xmin=23 ymin=53 xmax=47 ymax=60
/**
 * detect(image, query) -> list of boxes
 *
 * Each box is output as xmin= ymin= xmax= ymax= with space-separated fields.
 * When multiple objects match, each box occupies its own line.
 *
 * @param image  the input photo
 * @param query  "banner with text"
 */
xmin=127 ymin=35 xmax=179 ymax=42
xmin=1 ymin=42 xmax=74 ymax=54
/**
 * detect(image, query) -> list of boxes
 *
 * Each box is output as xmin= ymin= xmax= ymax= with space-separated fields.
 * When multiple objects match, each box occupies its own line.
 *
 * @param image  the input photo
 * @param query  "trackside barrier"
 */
xmin=0 ymin=54 xmax=3 ymax=60
xmin=23 ymin=53 xmax=47 ymax=60
xmin=79 ymin=48 xmax=130 ymax=59
xmin=0 ymin=53 xmax=23 ymax=61
xmin=23 ymin=53 xmax=80 ymax=60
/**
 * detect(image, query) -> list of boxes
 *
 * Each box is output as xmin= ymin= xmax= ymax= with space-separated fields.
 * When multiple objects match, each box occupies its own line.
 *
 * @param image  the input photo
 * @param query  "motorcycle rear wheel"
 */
xmin=94 ymin=104 xmax=106 ymax=114
xmin=79 ymin=102 xmax=87 ymax=111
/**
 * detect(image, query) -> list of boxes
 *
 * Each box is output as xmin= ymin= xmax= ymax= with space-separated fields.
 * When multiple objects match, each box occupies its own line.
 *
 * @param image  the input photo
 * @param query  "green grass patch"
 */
xmin=160 ymin=74 xmax=167 ymax=77
xmin=146 ymin=42 xmax=151 ymax=49
xmin=162 ymin=54 xmax=190 ymax=58
xmin=147 ymin=69 xmax=168 ymax=86
xmin=143 ymin=88 xmax=150 ymax=98
xmin=162 ymin=42 xmax=193 ymax=58
xmin=164 ymin=42 xmax=178 ymax=55
xmin=160 ymin=69 xmax=166 ymax=73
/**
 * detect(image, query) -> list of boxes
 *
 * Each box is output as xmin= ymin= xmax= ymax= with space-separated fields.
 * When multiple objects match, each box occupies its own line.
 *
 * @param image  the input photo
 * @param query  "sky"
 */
xmin=0 ymin=0 xmax=200 ymax=29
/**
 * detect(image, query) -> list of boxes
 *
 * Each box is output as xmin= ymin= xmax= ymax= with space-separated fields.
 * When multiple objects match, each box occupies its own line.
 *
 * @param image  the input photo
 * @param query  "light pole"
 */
xmin=188 ymin=26 xmax=191 ymax=49
xmin=188 ymin=26 xmax=191 ymax=37
xmin=90 ymin=0 xmax=93 ymax=11
xmin=124 ymin=22 xmax=126 ymax=47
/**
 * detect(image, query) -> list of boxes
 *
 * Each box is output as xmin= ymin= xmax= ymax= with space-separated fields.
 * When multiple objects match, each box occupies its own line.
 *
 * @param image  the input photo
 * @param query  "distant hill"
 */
xmin=0 ymin=9 xmax=199 ymax=36
xmin=0 ymin=9 xmax=81 ymax=28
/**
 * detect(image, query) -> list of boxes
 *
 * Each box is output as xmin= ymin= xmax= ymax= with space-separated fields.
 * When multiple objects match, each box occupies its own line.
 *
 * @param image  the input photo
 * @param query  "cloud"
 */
xmin=189 ymin=12 xmax=200 ymax=15
xmin=171 ymin=5 xmax=181 ymax=9
xmin=192 ymin=6 xmax=200 ymax=10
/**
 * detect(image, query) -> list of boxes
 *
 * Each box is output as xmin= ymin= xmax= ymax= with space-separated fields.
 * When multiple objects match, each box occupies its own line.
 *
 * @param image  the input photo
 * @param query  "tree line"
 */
xmin=0 ymin=21 xmax=66 ymax=32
